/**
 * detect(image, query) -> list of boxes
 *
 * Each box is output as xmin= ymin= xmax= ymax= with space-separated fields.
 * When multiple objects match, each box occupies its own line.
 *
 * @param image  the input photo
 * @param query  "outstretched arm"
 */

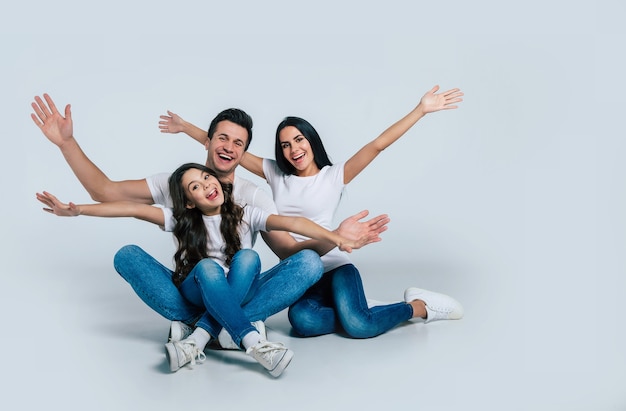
xmin=343 ymin=85 xmax=463 ymax=184
xmin=159 ymin=110 xmax=267 ymax=179
xmin=240 ymin=152 xmax=265 ymax=179
xmin=36 ymin=191 xmax=165 ymax=226
xmin=31 ymin=94 xmax=154 ymax=204
xmin=261 ymin=209 xmax=389 ymax=259
xmin=266 ymin=213 xmax=378 ymax=253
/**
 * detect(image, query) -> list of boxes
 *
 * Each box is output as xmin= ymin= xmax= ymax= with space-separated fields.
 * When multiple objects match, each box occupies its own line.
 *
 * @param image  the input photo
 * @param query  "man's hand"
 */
xmin=335 ymin=210 xmax=390 ymax=249
xmin=31 ymin=94 xmax=74 ymax=147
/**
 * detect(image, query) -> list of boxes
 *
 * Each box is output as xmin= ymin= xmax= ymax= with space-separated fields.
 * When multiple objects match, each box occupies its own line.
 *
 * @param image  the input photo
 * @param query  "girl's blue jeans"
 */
xmin=113 ymin=244 xmax=324 ymax=344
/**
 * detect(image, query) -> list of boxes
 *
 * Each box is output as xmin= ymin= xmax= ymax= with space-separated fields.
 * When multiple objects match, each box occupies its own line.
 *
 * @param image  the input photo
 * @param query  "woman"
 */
xmin=37 ymin=163 xmax=370 ymax=376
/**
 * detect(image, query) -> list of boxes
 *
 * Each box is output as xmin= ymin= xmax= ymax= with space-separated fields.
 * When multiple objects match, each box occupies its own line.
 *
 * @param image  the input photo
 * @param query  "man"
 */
xmin=31 ymin=94 xmax=389 ymax=349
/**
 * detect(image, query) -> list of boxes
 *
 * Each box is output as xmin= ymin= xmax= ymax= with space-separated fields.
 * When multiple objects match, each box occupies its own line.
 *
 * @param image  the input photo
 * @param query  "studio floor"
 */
xmin=4 ymin=247 xmax=624 ymax=411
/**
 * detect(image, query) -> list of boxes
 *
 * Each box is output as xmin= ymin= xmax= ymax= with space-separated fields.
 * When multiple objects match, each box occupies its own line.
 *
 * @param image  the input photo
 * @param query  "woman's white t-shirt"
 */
xmin=263 ymin=159 xmax=350 ymax=272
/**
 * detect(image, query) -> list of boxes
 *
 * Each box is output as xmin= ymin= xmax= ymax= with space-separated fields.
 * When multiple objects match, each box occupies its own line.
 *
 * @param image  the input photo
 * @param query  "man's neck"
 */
xmin=216 ymin=171 xmax=236 ymax=185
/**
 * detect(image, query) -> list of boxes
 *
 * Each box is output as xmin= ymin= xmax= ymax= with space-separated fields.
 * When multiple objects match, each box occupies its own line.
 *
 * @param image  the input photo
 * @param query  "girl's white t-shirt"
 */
xmin=146 ymin=172 xmax=277 ymax=248
xmin=161 ymin=205 xmax=270 ymax=275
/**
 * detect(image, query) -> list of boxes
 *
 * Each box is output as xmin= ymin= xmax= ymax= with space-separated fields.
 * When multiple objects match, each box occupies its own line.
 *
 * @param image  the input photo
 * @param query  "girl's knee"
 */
xmin=233 ymin=249 xmax=260 ymax=267
xmin=192 ymin=259 xmax=223 ymax=281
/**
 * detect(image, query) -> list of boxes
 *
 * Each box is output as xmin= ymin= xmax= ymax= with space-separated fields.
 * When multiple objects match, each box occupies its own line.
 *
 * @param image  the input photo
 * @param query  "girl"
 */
xmin=160 ymin=85 xmax=465 ymax=339
xmin=37 ymin=163 xmax=370 ymax=376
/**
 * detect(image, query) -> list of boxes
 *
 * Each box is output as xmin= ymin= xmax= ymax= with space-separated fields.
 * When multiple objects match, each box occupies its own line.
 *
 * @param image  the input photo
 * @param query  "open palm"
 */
xmin=419 ymin=85 xmax=464 ymax=114
xmin=30 ymin=93 xmax=74 ymax=146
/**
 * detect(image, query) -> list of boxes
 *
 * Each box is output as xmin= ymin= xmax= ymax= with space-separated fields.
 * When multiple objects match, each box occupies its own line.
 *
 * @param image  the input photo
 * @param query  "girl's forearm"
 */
xmin=272 ymin=215 xmax=342 ymax=247
xmin=76 ymin=201 xmax=141 ymax=218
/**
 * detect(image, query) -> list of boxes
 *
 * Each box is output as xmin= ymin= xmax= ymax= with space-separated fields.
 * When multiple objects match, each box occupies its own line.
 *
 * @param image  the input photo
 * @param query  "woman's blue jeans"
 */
xmin=113 ymin=244 xmax=324 ymax=339
xmin=287 ymin=264 xmax=413 ymax=338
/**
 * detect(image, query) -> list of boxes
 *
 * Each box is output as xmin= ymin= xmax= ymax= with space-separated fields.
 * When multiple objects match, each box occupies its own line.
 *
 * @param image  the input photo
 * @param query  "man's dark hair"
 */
xmin=207 ymin=108 xmax=253 ymax=150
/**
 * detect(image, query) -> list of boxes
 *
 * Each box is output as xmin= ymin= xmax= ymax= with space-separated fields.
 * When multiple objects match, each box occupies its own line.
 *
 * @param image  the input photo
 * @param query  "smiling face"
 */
xmin=205 ymin=120 xmax=249 ymax=181
xmin=278 ymin=126 xmax=320 ymax=176
xmin=181 ymin=168 xmax=224 ymax=215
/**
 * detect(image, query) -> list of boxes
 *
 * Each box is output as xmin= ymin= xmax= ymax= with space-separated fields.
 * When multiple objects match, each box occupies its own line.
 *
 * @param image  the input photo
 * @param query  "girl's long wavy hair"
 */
xmin=168 ymin=163 xmax=244 ymax=287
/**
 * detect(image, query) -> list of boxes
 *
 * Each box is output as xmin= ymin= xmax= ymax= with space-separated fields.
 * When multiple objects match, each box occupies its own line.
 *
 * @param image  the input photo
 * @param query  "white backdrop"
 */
xmin=2 ymin=1 xmax=625 ymax=410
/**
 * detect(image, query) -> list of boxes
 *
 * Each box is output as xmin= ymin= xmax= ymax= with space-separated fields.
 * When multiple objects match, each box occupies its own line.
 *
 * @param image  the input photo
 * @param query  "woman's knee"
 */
xmin=288 ymin=300 xmax=334 ymax=337
xmin=288 ymin=304 xmax=318 ymax=336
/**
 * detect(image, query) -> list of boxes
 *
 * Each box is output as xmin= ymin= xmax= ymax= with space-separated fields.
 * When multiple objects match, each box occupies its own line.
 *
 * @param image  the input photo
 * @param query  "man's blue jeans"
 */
xmin=288 ymin=263 xmax=413 ymax=338
xmin=113 ymin=245 xmax=324 ymax=335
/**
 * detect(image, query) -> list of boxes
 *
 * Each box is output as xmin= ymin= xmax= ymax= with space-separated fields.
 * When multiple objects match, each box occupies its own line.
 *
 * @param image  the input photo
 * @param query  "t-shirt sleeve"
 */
xmin=247 ymin=206 xmax=271 ymax=233
xmin=146 ymin=173 xmax=172 ymax=207
xmin=250 ymin=184 xmax=277 ymax=214
xmin=161 ymin=207 xmax=175 ymax=232
xmin=262 ymin=158 xmax=279 ymax=185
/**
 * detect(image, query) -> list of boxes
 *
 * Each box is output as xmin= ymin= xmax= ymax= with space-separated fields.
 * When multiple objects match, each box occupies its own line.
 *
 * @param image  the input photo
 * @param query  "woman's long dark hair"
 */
xmin=274 ymin=116 xmax=332 ymax=175
xmin=168 ymin=163 xmax=244 ymax=287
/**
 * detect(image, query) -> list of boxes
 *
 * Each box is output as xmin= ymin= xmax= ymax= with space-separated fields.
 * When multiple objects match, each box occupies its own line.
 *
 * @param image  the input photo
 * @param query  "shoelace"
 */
xmin=176 ymin=340 xmax=206 ymax=367
xmin=248 ymin=341 xmax=285 ymax=361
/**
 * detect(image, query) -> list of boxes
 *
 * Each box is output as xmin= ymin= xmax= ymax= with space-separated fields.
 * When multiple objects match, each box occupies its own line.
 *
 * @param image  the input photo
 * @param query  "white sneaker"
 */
xmin=218 ymin=320 xmax=267 ymax=350
xmin=246 ymin=340 xmax=294 ymax=377
xmin=168 ymin=321 xmax=194 ymax=342
xmin=164 ymin=338 xmax=206 ymax=372
xmin=404 ymin=287 xmax=464 ymax=323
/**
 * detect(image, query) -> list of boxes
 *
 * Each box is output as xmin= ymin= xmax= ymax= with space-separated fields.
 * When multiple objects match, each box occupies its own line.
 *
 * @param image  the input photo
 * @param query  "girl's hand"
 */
xmin=337 ymin=232 xmax=379 ymax=253
xmin=36 ymin=191 xmax=80 ymax=216
xmin=419 ymin=85 xmax=464 ymax=114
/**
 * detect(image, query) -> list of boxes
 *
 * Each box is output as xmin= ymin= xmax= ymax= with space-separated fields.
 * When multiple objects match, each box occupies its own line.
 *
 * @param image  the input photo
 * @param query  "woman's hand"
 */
xmin=419 ymin=85 xmax=464 ymax=114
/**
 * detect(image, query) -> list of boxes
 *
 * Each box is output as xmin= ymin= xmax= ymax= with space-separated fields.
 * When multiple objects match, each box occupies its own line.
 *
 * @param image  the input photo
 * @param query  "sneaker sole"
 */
xmin=164 ymin=343 xmax=182 ymax=372
xmin=269 ymin=349 xmax=294 ymax=378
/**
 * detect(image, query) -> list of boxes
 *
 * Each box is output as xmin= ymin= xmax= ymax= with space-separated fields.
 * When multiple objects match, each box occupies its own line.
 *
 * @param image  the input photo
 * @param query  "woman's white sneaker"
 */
xmin=404 ymin=287 xmax=464 ymax=323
